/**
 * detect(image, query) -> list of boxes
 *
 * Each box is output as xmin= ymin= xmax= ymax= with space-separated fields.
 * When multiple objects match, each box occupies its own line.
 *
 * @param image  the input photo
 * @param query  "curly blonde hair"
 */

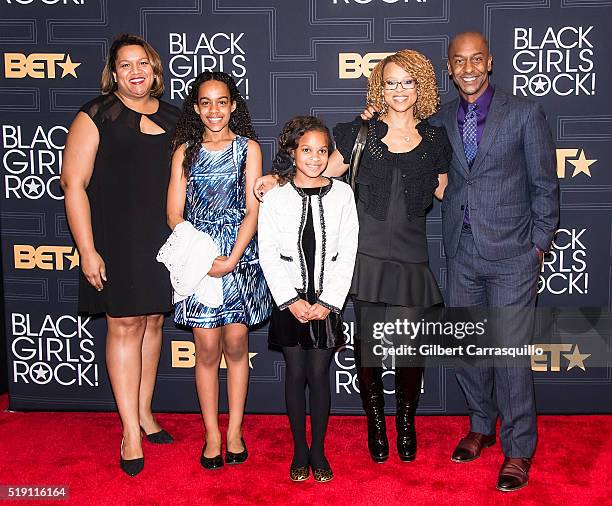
xmin=367 ymin=49 xmax=439 ymax=120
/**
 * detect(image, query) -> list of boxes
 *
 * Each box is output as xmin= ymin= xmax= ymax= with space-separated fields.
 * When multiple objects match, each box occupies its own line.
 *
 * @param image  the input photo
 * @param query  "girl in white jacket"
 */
xmin=258 ymin=116 xmax=358 ymax=482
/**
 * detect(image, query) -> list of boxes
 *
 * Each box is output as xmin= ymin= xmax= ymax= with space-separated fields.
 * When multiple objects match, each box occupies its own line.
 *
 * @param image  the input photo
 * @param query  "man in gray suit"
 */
xmin=433 ymin=32 xmax=558 ymax=492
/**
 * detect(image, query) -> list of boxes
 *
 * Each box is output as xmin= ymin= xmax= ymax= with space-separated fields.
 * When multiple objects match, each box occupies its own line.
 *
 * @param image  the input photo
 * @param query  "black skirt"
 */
xmin=267 ymin=296 xmax=346 ymax=350
xmin=350 ymin=252 xmax=443 ymax=307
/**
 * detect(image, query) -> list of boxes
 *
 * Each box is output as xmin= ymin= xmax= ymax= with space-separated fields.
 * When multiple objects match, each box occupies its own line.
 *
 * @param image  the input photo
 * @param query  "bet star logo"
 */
xmin=56 ymin=55 xmax=80 ymax=78
xmin=556 ymin=149 xmax=597 ymax=178
xmin=14 ymin=245 xmax=80 ymax=271
xmin=532 ymin=343 xmax=591 ymax=372
xmin=563 ymin=344 xmax=591 ymax=371
xmin=4 ymin=53 xmax=81 ymax=79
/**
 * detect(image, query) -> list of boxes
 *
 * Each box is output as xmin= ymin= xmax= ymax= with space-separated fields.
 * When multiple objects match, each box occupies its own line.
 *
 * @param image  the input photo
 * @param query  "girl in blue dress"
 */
xmin=167 ymin=71 xmax=271 ymax=470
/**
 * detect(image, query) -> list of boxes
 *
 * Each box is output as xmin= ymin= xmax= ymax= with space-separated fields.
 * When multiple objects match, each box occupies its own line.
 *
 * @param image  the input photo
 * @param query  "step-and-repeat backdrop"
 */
xmin=1 ymin=0 xmax=611 ymax=414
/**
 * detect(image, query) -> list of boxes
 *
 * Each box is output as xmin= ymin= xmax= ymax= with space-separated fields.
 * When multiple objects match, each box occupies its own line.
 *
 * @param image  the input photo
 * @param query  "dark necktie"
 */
xmin=463 ymin=103 xmax=477 ymax=225
xmin=463 ymin=103 xmax=478 ymax=167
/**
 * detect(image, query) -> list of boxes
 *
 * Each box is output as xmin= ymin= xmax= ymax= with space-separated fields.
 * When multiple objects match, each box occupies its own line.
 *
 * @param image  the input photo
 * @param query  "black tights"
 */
xmin=282 ymin=346 xmax=334 ymax=469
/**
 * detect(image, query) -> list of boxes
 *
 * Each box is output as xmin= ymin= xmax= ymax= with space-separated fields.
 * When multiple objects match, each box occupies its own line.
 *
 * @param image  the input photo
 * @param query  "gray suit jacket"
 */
xmin=430 ymin=88 xmax=559 ymax=261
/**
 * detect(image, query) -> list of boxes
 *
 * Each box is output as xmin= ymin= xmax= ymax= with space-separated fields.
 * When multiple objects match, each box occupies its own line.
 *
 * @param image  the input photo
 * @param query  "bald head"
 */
xmin=449 ymin=32 xmax=489 ymax=56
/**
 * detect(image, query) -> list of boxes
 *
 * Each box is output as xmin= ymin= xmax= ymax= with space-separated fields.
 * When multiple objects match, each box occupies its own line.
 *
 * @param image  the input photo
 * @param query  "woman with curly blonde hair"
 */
xmin=256 ymin=48 xmax=452 ymax=463
xmin=366 ymin=50 xmax=440 ymax=119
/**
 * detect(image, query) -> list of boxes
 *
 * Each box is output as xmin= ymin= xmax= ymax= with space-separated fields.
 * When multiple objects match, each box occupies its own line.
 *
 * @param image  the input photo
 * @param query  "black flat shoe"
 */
xmin=225 ymin=437 xmax=248 ymax=465
xmin=200 ymin=443 xmax=223 ymax=470
xmin=142 ymin=427 xmax=174 ymax=444
xmin=120 ymin=438 xmax=144 ymax=477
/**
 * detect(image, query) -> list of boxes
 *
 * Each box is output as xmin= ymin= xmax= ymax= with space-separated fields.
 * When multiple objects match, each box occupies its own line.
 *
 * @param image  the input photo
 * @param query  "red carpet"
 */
xmin=0 ymin=394 xmax=610 ymax=505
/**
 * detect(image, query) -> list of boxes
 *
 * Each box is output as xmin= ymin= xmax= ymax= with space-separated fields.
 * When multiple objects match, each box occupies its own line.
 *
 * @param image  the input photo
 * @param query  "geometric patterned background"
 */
xmin=1 ymin=0 xmax=611 ymax=413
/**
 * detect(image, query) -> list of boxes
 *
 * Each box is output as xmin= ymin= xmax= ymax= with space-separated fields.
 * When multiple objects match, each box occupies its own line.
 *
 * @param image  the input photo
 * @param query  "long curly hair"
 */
xmin=172 ymin=71 xmax=257 ymax=176
xmin=272 ymin=116 xmax=333 ymax=186
xmin=367 ymin=49 xmax=439 ymax=120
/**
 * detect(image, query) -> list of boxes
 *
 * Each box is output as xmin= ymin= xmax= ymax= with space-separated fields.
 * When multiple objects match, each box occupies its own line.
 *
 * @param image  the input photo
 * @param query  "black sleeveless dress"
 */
xmin=77 ymin=94 xmax=180 ymax=317
xmin=333 ymin=117 xmax=452 ymax=308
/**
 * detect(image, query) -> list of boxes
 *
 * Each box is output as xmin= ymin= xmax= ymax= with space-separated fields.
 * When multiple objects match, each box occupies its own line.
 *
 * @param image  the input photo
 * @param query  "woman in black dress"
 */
xmin=255 ymin=49 xmax=451 ymax=463
xmin=60 ymin=34 xmax=179 ymax=476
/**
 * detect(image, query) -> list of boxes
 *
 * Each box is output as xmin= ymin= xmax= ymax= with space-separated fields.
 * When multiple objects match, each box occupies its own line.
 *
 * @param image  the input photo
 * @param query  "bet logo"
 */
xmin=4 ymin=53 xmax=80 ymax=79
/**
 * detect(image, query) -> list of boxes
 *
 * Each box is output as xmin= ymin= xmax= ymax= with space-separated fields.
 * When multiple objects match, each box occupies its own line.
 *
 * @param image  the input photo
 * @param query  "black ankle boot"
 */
xmin=355 ymin=339 xmax=389 ymax=463
xmin=366 ymin=399 xmax=389 ymax=463
xmin=395 ymin=366 xmax=423 ymax=462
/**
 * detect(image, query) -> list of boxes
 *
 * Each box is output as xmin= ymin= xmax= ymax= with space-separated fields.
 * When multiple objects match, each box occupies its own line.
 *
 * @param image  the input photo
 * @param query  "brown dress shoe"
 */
xmin=496 ymin=457 xmax=531 ymax=492
xmin=451 ymin=431 xmax=496 ymax=462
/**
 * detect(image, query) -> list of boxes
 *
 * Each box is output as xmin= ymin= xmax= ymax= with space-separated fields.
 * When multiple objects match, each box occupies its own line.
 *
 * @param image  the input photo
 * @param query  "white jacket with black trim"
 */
xmin=257 ymin=178 xmax=359 ymax=313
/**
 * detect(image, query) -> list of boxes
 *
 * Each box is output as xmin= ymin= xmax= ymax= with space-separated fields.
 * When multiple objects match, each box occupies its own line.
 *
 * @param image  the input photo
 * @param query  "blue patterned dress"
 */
xmin=173 ymin=136 xmax=272 ymax=328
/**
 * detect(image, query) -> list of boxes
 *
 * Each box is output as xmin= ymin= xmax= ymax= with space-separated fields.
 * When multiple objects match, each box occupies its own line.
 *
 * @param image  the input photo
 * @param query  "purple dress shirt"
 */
xmin=457 ymin=83 xmax=495 ymax=144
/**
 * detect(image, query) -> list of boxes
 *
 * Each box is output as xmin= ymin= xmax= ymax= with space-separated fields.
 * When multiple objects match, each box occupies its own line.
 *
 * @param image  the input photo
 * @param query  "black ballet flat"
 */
xmin=200 ymin=443 xmax=224 ymax=470
xmin=225 ymin=437 xmax=248 ymax=465
xmin=120 ymin=438 xmax=144 ymax=477
xmin=142 ymin=427 xmax=174 ymax=444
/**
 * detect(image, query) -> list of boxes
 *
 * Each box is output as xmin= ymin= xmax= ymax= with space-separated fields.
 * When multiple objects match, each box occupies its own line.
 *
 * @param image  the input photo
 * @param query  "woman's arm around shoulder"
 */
xmin=431 ymin=125 xmax=452 ymax=201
